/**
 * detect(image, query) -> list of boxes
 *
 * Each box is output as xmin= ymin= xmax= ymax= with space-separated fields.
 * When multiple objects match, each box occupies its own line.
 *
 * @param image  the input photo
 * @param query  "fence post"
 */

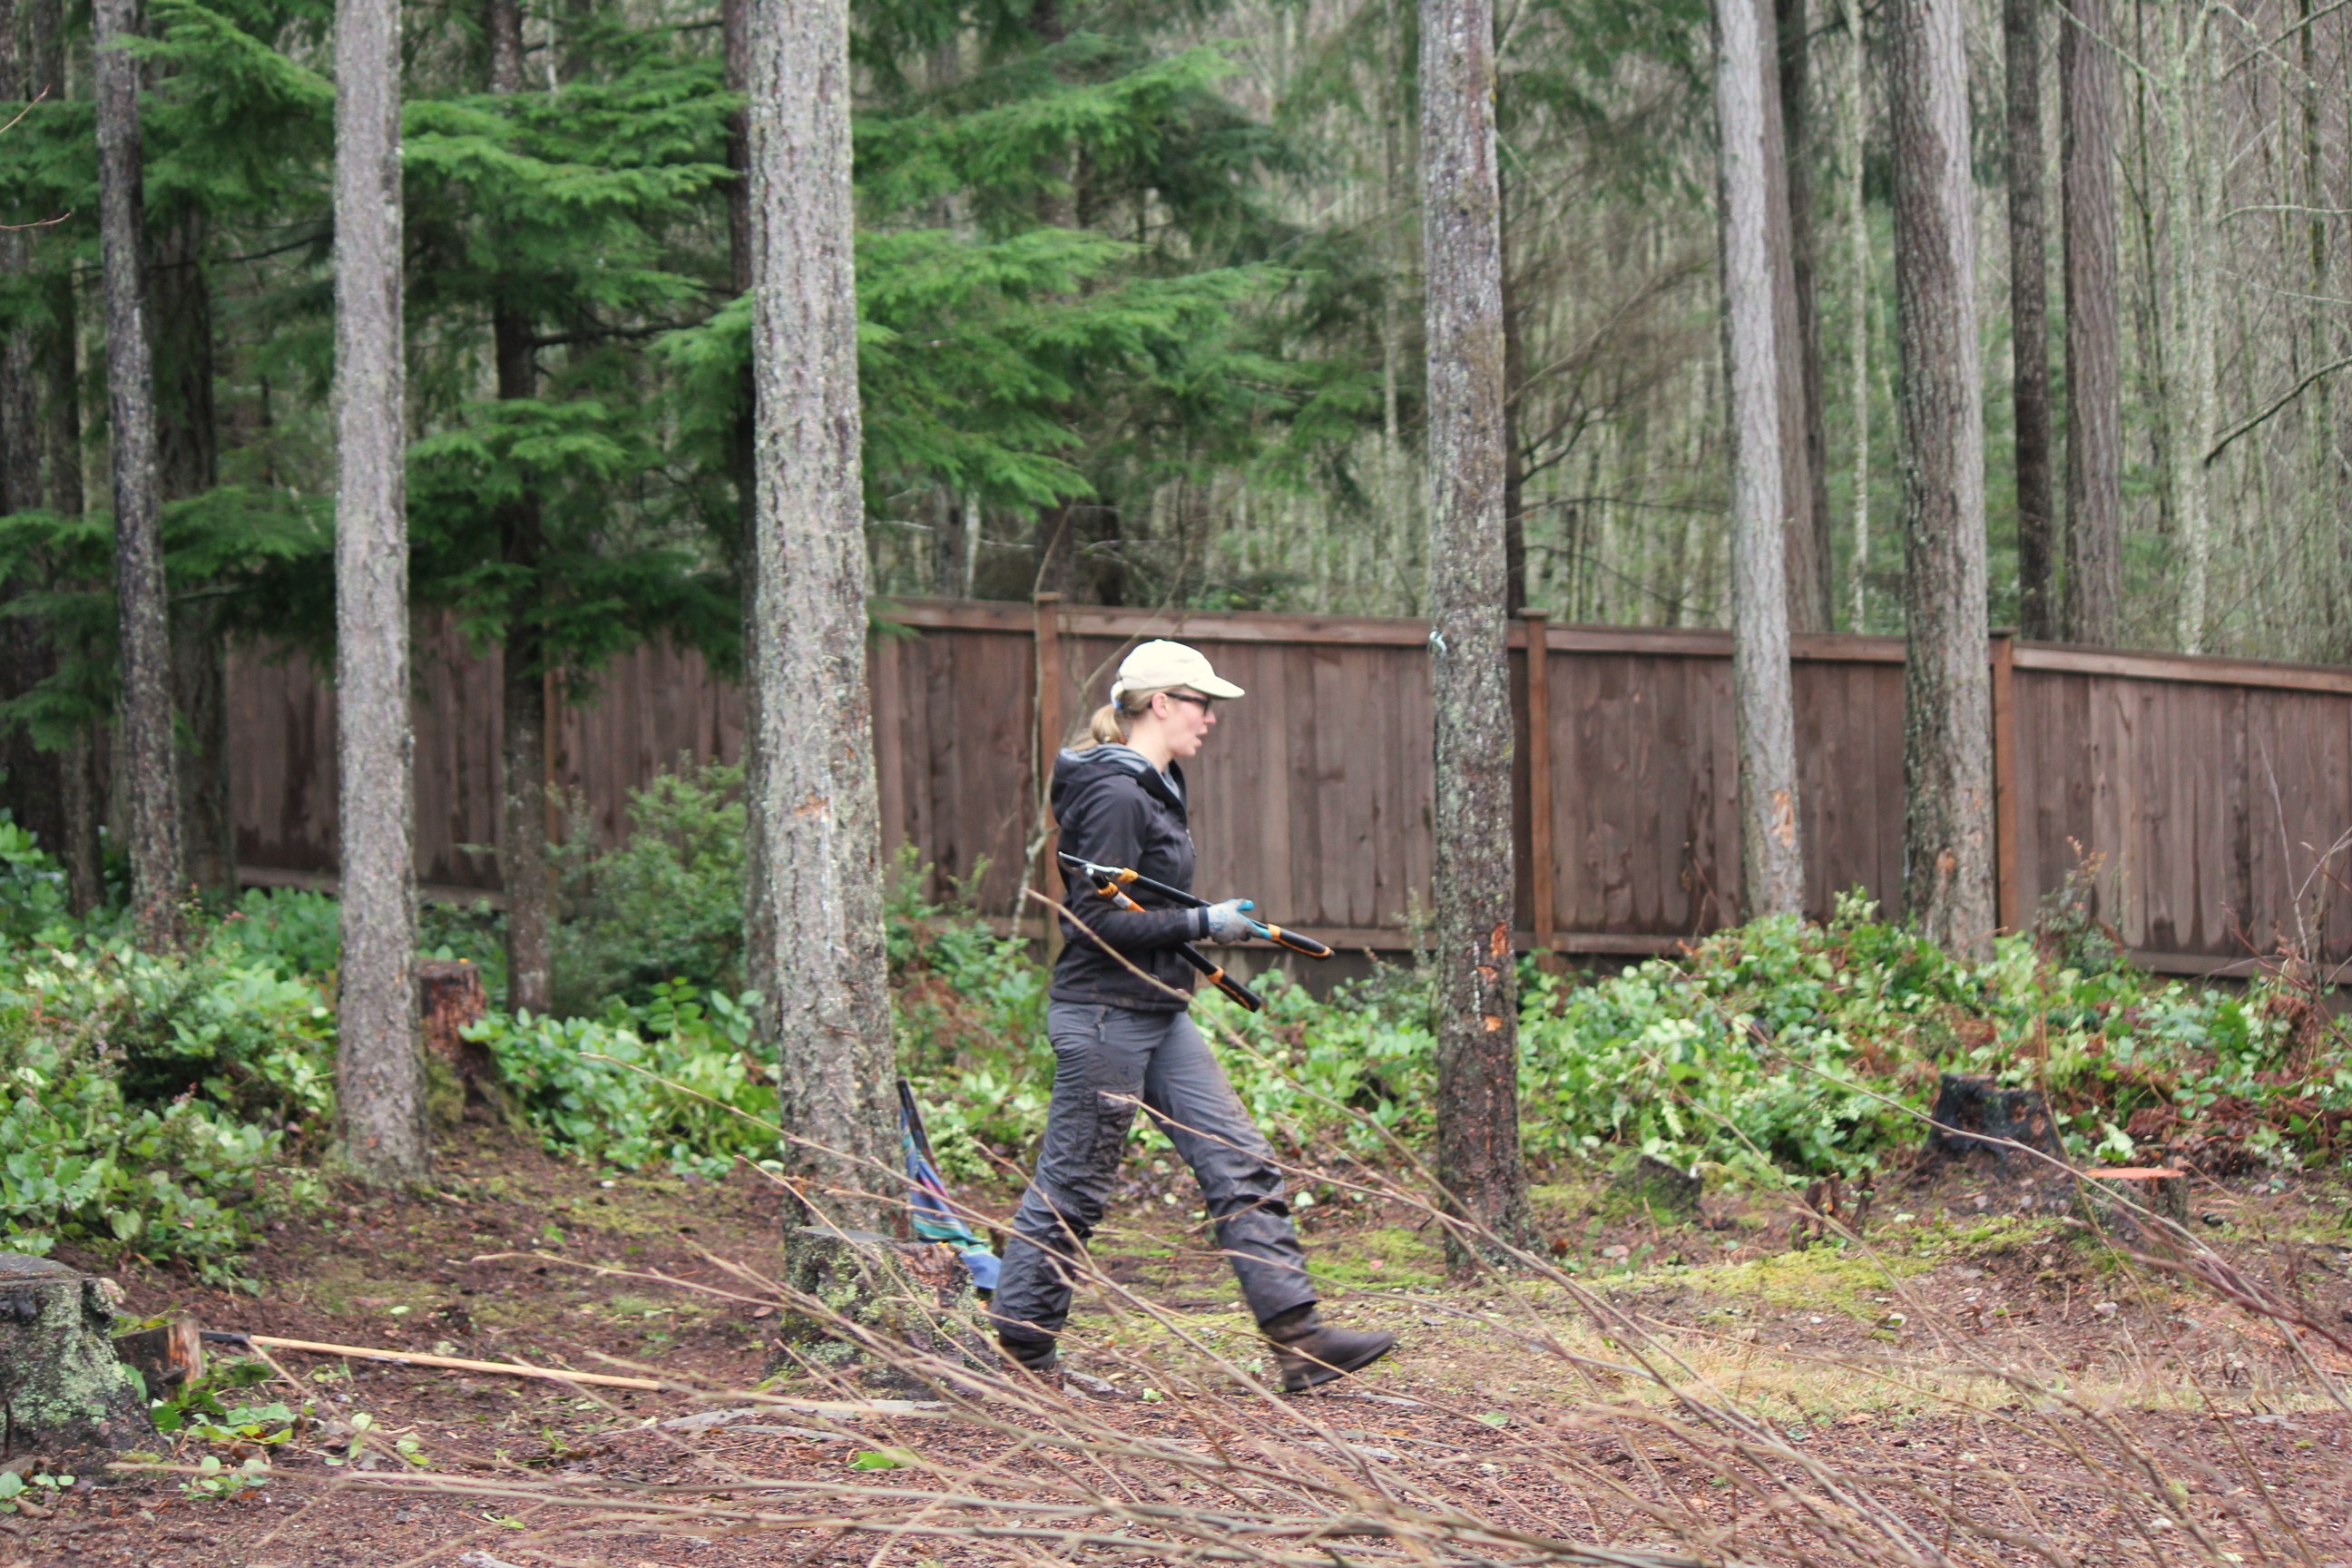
xmin=1520 ymin=611 xmax=1556 ymax=957
xmin=1033 ymin=593 xmax=1065 ymax=957
xmin=1990 ymin=632 xmax=2021 ymax=932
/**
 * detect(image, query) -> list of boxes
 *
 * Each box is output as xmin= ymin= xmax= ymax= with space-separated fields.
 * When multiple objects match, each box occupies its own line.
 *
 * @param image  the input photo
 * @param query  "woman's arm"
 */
xmin=1054 ymin=779 xmax=1202 ymax=954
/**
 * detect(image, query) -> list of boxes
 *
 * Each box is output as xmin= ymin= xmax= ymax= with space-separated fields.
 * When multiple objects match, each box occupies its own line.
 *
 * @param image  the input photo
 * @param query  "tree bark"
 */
xmin=2002 ymin=0 xmax=2057 ymax=640
xmin=2161 ymin=2 xmax=2217 ymax=653
xmin=485 ymin=0 xmax=553 ymax=1015
xmin=744 ymin=0 xmax=897 ymax=1229
xmin=1754 ymin=0 xmax=1822 ymax=634
xmin=0 ymin=0 xmax=64 ymax=856
xmin=1837 ymin=0 xmax=1869 ymax=632
xmin=1889 ymin=0 xmax=1993 ymax=959
xmin=725 ymin=0 xmax=773 ymax=1014
xmin=61 ymin=730 xmax=101 ymax=914
xmin=1775 ymin=0 xmax=1834 ymax=631
xmin=1499 ymin=157 xmax=1528 ymax=613
xmin=94 ymin=0 xmax=184 ymax=950
xmin=1719 ymin=0 xmax=1805 ymax=920
xmin=2061 ymin=0 xmax=2123 ymax=645
xmin=21 ymin=0 xmax=97 ymax=904
xmin=1419 ymin=0 xmax=1529 ymax=1266
xmin=494 ymin=316 xmax=553 ymax=1016
xmin=486 ymin=0 xmax=524 ymax=95
xmin=150 ymin=209 xmax=234 ymax=900
xmin=335 ymin=0 xmax=427 ymax=1185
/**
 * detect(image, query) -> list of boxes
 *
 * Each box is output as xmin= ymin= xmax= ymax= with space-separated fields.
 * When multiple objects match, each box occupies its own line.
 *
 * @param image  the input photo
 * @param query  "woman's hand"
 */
xmin=1200 ymin=898 xmax=1270 ymax=944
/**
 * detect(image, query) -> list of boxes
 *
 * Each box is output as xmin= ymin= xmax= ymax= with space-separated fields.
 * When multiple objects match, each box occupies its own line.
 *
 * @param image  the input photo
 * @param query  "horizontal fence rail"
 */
xmin=226 ymin=599 xmax=2352 ymax=975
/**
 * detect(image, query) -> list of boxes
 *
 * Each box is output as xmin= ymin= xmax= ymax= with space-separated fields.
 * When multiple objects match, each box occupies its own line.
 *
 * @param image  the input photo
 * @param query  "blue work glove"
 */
xmin=1200 ymin=898 xmax=1270 ymax=944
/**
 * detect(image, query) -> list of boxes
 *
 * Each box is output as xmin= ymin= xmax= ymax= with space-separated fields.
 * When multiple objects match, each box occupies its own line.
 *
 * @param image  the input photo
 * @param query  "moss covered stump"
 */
xmin=1611 ymin=1154 xmax=1702 ymax=1222
xmin=1926 ymin=1073 xmax=2062 ymax=1162
xmin=767 ymin=1228 xmax=993 ymax=1385
xmin=0 ymin=1256 xmax=151 ymax=1457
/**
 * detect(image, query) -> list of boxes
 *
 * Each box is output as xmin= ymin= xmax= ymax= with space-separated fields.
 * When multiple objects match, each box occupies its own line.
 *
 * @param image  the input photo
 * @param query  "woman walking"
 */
xmin=989 ymin=640 xmax=1398 ymax=1393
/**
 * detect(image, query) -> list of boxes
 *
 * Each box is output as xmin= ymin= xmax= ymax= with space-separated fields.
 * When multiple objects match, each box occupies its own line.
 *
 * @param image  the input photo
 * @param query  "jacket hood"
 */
xmin=1052 ymin=744 xmax=1185 ymax=813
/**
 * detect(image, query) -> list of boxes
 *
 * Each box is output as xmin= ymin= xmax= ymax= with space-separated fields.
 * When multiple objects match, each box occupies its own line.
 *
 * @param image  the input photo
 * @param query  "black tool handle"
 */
xmin=1057 ymin=851 xmax=1334 ymax=961
xmin=1067 ymin=867 xmax=1265 ymax=1011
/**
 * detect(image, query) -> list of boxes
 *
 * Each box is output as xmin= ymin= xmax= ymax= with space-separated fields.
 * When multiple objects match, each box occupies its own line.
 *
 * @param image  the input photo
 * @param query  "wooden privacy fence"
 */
xmin=230 ymin=598 xmax=2352 ymax=975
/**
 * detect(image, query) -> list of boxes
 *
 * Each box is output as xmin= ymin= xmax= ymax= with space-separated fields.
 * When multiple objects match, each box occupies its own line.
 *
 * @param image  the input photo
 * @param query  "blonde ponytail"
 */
xmin=1085 ymin=701 xmax=1129 ymax=746
xmin=1074 ymin=688 xmax=1173 ymax=750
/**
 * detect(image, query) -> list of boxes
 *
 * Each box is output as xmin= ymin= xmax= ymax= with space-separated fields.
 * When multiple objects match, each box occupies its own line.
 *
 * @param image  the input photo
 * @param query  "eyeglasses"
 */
xmin=1162 ymin=691 xmax=1215 ymax=714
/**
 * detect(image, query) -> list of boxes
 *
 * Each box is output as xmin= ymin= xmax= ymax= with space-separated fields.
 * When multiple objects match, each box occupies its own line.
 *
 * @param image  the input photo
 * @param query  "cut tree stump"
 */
xmin=418 ymin=959 xmax=499 ymax=1111
xmin=2078 ymin=1167 xmax=2190 ymax=1235
xmin=112 ymin=1318 xmax=205 ymax=1396
xmin=1926 ymin=1073 xmax=2063 ymax=1162
xmin=0 ymin=1256 xmax=152 ymax=1456
xmin=1611 ymin=1154 xmax=1702 ymax=1222
xmin=769 ymin=1228 xmax=993 ymax=1384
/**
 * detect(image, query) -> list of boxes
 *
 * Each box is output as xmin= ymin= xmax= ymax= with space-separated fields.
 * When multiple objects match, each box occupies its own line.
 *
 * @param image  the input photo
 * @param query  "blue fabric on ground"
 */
xmin=901 ymin=1080 xmax=999 ymax=1291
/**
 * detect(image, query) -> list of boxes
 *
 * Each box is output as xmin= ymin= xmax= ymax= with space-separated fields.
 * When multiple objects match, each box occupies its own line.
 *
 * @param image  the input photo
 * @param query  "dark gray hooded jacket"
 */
xmin=1048 ymin=744 xmax=1210 ymax=1011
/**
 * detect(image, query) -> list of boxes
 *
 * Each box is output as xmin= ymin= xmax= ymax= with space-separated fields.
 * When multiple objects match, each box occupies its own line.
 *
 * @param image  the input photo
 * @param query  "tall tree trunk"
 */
xmin=495 ymin=312 xmax=552 ymax=1014
xmin=2298 ymin=0 xmax=2344 ymax=661
xmin=331 ymin=0 xmax=423 ymax=1175
xmin=1837 ymin=0 xmax=1869 ymax=631
xmin=1755 ymin=0 xmax=1823 ymax=633
xmin=1418 ymin=0 xmax=1528 ymax=1267
xmin=1776 ymin=0 xmax=1834 ymax=629
xmin=1499 ymin=157 xmax=1528 ymax=612
xmin=1719 ymin=0 xmax=1804 ymax=921
xmin=151 ymin=211 xmax=233 ymax=898
xmin=0 ymin=0 xmax=65 ymax=856
xmin=28 ymin=0 xmax=97 ymax=910
xmin=2061 ymin=0 xmax=2123 ymax=645
xmin=334 ymin=0 xmax=426 ymax=1183
xmin=485 ymin=0 xmax=553 ymax=1014
xmin=725 ymin=0 xmax=775 ymax=1013
xmin=2003 ymin=0 xmax=2057 ymax=639
xmin=744 ymin=0 xmax=895 ymax=1227
xmin=1889 ymin=0 xmax=1993 ymax=958
xmin=2161 ymin=1 xmax=2217 ymax=653
xmin=487 ymin=0 xmax=524 ymax=93
xmin=94 ymin=0 xmax=183 ymax=949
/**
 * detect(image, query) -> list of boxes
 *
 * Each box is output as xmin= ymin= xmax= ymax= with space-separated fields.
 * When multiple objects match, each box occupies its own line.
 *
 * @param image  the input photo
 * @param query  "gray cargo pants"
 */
xmin=989 ymin=1001 xmax=1317 ymax=1346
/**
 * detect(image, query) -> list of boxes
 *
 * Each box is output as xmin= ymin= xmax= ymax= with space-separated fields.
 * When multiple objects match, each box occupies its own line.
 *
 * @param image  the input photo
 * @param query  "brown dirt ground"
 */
xmin=9 ymin=1131 xmax=2352 ymax=1568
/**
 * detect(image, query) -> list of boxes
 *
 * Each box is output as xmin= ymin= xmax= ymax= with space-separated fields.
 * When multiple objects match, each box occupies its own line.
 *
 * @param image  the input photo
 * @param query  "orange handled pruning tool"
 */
xmin=1056 ymin=852 xmax=1337 ymax=960
xmin=1057 ymin=857 xmax=1267 ymax=1012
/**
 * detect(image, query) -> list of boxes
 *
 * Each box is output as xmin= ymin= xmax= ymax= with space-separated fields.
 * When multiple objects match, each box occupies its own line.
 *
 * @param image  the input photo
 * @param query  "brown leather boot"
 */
xmin=1260 ymin=1305 xmax=1397 ymax=1393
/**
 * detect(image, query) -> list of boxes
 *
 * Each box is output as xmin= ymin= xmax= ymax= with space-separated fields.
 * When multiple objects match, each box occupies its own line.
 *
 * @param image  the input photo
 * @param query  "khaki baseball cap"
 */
xmin=1109 ymin=640 xmax=1245 ymax=701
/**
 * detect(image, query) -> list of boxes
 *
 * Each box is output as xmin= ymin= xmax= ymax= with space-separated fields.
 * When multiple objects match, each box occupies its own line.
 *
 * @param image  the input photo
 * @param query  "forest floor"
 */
xmin=16 ymin=1128 xmax=2352 ymax=1568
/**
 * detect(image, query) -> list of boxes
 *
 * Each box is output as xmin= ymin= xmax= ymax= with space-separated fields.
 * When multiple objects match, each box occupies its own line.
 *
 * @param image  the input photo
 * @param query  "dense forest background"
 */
xmin=2 ymin=0 xmax=2347 ymax=769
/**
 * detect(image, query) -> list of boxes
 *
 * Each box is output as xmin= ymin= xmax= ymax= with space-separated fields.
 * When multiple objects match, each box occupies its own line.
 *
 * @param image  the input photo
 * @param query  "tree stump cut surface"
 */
xmin=0 ymin=1256 xmax=152 ymax=1457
